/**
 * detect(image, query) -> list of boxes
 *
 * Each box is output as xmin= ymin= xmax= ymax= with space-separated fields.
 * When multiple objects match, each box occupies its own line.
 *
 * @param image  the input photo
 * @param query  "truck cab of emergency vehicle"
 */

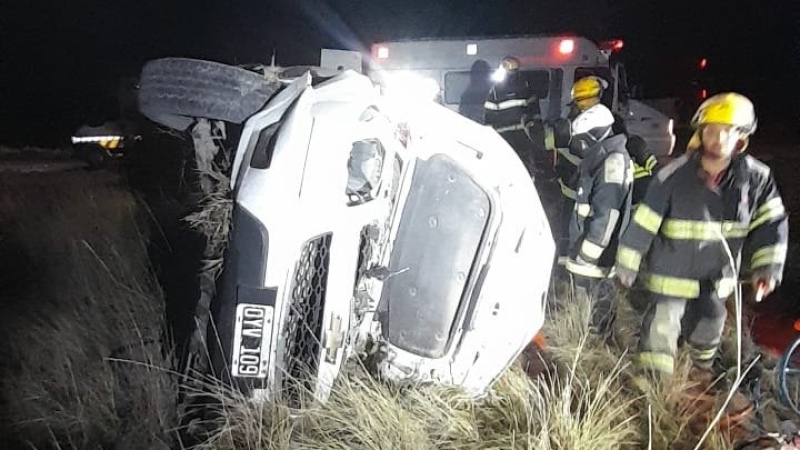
xmin=366 ymin=35 xmax=676 ymax=160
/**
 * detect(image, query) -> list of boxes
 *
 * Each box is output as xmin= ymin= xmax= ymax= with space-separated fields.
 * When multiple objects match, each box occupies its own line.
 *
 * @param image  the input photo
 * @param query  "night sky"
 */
xmin=2 ymin=0 xmax=798 ymax=146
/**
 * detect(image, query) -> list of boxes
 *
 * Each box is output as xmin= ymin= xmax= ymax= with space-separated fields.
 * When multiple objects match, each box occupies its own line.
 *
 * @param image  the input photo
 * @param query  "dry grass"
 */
xmin=189 ymin=356 xmax=638 ymax=450
xmin=188 ymin=301 xmax=641 ymax=449
xmin=187 ymin=288 xmax=798 ymax=449
xmin=0 ymin=169 xmax=177 ymax=449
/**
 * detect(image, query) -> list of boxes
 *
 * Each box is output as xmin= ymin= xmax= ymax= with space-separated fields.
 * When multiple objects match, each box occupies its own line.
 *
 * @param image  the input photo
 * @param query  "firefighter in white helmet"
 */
xmin=565 ymin=103 xmax=634 ymax=333
xmin=617 ymin=93 xmax=788 ymax=379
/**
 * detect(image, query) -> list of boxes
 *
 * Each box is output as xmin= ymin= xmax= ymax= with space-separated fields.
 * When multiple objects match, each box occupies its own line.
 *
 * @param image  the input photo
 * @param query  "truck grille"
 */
xmin=282 ymin=233 xmax=332 ymax=407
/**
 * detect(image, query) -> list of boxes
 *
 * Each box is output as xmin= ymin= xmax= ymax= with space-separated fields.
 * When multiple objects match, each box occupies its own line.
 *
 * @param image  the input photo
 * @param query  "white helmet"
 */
xmin=571 ymin=103 xmax=614 ymax=142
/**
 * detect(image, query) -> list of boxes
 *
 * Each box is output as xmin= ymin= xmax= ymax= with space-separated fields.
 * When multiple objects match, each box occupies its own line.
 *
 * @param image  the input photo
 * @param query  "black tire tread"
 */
xmin=138 ymin=58 xmax=281 ymax=130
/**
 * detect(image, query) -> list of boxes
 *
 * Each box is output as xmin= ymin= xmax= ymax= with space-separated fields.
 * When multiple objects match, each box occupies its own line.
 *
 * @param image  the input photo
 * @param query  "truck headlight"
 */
xmin=346 ymin=139 xmax=385 ymax=206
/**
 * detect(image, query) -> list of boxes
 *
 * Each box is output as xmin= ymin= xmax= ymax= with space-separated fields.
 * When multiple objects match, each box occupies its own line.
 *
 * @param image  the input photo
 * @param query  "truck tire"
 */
xmin=138 ymin=58 xmax=281 ymax=131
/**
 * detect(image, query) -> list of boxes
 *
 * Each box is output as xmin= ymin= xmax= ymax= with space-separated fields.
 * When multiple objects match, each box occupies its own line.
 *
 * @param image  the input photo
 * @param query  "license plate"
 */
xmin=231 ymin=303 xmax=274 ymax=378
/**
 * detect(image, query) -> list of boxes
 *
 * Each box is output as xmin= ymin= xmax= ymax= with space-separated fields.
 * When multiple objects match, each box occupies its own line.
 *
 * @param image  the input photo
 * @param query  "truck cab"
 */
xmin=366 ymin=35 xmax=675 ymax=159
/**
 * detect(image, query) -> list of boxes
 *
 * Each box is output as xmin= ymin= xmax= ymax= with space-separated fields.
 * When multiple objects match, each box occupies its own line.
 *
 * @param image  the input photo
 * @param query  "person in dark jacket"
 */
xmin=617 ymin=93 xmax=788 ymax=378
xmin=484 ymin=56 xmax=541 ymax=176
xmin=459 ymin=59 xmax=493 ymax=124
xmin=564 ymin=103 xmax=633 ymax=333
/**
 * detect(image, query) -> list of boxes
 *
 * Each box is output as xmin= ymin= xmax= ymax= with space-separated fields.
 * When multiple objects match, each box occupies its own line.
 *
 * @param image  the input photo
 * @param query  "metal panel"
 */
xmin=379 ymin=154 xmax=490 ymax=358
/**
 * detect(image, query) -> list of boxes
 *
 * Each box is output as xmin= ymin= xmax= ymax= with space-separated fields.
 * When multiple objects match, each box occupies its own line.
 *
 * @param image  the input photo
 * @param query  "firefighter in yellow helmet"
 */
xmin=617 ymin=93 xmax=787 ymax=380
xmin=572 ymin=76 xmax=658 ymax=203
xmin=571 ymin=76 xmax=606 ymax=111
xmin=552 ymin=76 xmax=658 ymax=270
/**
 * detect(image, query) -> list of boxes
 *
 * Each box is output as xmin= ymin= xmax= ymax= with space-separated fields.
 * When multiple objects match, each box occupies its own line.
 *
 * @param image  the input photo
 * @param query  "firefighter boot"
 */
xmin=589 ymin=278 xmax=617 ymax=335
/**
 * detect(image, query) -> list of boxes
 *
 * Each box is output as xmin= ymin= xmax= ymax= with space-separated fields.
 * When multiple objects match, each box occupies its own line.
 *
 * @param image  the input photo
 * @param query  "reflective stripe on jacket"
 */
xmin=484 ymin=76 xmax=540 ymax=130
xmin=617 ymin=153 xmax=788 ymax=299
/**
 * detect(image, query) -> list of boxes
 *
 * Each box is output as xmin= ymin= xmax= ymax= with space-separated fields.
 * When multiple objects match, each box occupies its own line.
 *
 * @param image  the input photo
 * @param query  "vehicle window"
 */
xmin=518 ymin=70 xmax=550 ymax=99
xmin=545 ymin=68 xmax=564 ymax=120
xmin=249 ymin=121 xmax=281 ymax=169
xmin=444 ymin=71 xmax=477 ymax=105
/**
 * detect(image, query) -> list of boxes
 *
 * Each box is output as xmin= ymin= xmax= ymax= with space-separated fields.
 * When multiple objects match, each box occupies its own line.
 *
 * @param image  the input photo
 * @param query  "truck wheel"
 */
xmin=138 ymin=58 xmax=281 ymax=131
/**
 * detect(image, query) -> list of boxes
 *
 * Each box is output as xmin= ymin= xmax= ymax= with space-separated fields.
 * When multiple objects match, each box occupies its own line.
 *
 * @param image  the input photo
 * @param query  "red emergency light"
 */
xmin=699 ymin=57 xmax=708 ymax=69
xmin=599 ymin=39 xmax=625 ymax=52
xmin=700 ymin=89 xmax=708 ymax=100
xmin=558 ymin=39 xmax=575 ymax=55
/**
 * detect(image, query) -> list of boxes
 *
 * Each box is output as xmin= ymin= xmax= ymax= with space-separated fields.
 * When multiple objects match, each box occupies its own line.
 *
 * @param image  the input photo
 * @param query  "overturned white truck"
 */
xmin=137 ymin=58 xmax=555 ymax=405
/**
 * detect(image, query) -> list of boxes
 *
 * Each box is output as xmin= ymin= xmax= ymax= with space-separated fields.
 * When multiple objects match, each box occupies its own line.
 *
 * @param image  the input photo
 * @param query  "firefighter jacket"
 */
xmin=552 ymin=109 xmax=655 ymax=203
xmin=566 ymin=134 xmax=634 ymax=278
xmin=626 ymin=136 xmax=659 ymax=205
xmin=617 ymin=152 xmax=788 ymax=300
xmin=613 ymin=117 xmax=659 ymax=205
xmin=484 ymin=74 xmax=540 ymax=133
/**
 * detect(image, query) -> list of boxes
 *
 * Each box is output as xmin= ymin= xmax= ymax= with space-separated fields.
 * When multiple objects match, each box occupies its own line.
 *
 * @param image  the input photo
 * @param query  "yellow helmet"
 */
xmin=686 ymin=92 xmax=757 ymax=153
xmin=690 ymin=92 xmax=757 ymax=134
xmin=501 ymin=56 xmax=520 ymax=72
xmin=571 ymin=76 xmax=607 ymax=102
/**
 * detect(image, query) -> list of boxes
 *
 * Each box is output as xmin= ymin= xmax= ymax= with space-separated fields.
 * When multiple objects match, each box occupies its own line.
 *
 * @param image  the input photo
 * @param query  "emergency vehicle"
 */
xmin=367 ymin=35 xmax=676 ymax=159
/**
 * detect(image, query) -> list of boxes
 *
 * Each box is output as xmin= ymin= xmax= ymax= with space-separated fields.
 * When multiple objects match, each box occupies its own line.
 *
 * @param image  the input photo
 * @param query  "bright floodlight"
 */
xmin=491 ymin=67 xmax=507 ymax=82
xmin=384 ymin=71 xmax=440 ymax=101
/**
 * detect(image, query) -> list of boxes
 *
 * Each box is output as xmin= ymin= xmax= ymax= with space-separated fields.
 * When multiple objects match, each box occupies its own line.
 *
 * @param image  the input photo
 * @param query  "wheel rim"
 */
xmin=778 ymin=336 xmax=800 ymax=416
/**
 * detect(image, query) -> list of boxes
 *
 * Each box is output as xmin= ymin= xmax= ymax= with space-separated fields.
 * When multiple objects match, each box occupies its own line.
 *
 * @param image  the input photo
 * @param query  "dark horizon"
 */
xmin=2 ymin=0 xmax=798 ymax=146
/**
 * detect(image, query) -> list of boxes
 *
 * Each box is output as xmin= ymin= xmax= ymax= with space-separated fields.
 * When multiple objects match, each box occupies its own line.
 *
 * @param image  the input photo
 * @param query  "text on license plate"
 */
xmin=231 ymin=303 xmax=274 ymax=378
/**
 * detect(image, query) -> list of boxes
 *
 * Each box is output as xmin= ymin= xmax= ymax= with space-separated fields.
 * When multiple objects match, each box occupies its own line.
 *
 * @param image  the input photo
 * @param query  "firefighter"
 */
xmin=564 ymin=103 xmax=633 ymax=333
xmin=564 ymin=76 xmax=659 ymax=204
xmin=616 ymin=93 xmax=788 ymax=379
xmin=484 ymin=56 xmax=541 ymax=176
xmin=554 ymin=77 xmax=607 ymax=205
xmin=554 ymin=77 xmax=659 ymax=258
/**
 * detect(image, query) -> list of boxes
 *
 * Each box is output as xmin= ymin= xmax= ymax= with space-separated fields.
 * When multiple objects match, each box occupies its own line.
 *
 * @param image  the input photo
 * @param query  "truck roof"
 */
xmin=370 ymin=35 xmax=606 ymax=70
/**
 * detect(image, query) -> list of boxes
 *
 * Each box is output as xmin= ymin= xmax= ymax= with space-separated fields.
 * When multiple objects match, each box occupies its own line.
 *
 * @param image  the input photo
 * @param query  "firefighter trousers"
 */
xmin=551 ymin=198 xmax=574 ymax=286
xmin=637 ymin=291 xmax=727 ymax=375
xmin=557 ymin=197 xmax=574 ymax=263
xmin=571 ymin=274 xmax=616 ymax=334
xmin=499 ymin=130 xmax=536 ymax=177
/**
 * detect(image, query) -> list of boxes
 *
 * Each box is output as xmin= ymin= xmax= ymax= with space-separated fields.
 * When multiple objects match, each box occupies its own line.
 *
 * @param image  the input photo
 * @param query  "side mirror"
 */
xmin=553 ymin=118 xmax=572 ymax=148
